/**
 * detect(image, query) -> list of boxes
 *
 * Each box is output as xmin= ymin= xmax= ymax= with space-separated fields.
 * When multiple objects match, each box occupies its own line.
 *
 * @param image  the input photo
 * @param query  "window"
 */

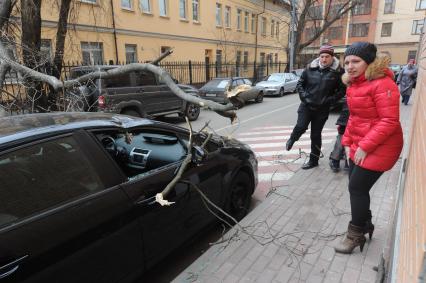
xmin=40 ymin=39 xmax=52 ymax=62
xmin=140 ymin=0 xmax=151 ymax=13
xmin=275 ymin=53 xmax=278 ymax=63
xmin=243 ymin=51 xmax=248 ymax=70
xmin=328 ymin=26 xmax=343 ymax=39
xmin=408 ymin=50 xmax=417 ymax=61
xmin=192 ymin=0 xmax=199 ymax=21
xmin=81 ymin=42 xmax=104 ymax=65
xmin=261 ymin=17 xmax=266 ymax=35
xmin=328 ymin=4 xmax=343 ymax=18
xmin=271 ymin=20 xmax=275 ymax=37
xmin=381 ymin=23 xmax=392 ymax=37
xmin=251 ymin=13 xmax=256 ymax=33
xmin=179 ymin=0 xmax=187 ymax=19
xmin=0 ymin=136 xmax=105 ymax=227
xmin=276 ymin=22 xmax=280 ymax=38
xmin=416 ymin=0 xmax=426 ymax=9
xmin=237 ymin=9 xmax=242 ymax=30
xmin=308 ymin=6 xmax=323 ymax=20
xmin=384 ymin=0 xmax=395 ymax=14
xmin=159 ymin=0 xmax=167 ymax=16
xmin=216 ymin=3 xmax=222 ymax=26
xmin=306 ymin=27 xmax=321 ymax=40
xmin=236 ymin=50 xmax=241 ymax=75
xmin=352 ymin=0 xmax=371 ymax=15
xmin=216 ymin=50 xmax=222 ymax=69
xmin=412 ymin=20 xmax=424 ymax=34
xmin=121 ymin=0 xmax=132 ymax=9
xmin=133 ymin=71 xmax=157 ymax=86
xmin=244 ymin=11 xmax=249 ymax=32
xmin=161 ymin=46 xmax=171 ymax=54
xmin=104 ymin=73 xmax=132 ymax=88
xmin=349 ymin=23 xmax=369 ymax=37
xmin=224 ymin=6 xmax=231 ymax=28
xmin=80 ymin=0 xmax=96 ymax=3
xmin=125 ymin=44 xmax=137 ymax=63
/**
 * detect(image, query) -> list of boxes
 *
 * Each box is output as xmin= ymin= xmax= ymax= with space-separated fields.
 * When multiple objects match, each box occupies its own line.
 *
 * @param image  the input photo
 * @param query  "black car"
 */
xmin=0 ymin=112 xmax=257 ymax=282
xmin=67 ymin=66 xmax=201 ymax=121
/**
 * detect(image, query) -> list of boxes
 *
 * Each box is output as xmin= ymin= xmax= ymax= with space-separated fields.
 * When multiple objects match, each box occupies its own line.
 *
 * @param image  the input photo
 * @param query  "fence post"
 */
xmin=188 ymin=60 xmax=193 ymax=85
xmin=266 ymin=62 xmax=269 ymax=76
xmin=279 ymin=62 xmax=281 ymax=73
xmin=205 ymin=58 xmax=210 ymax=82
xmin=215 ymin=62 xmax=218 ymax=78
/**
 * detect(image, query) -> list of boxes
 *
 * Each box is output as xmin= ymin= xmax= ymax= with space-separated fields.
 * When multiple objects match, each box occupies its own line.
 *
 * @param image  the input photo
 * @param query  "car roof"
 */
xmin=0 ymin=112 xmax=157 ymax=145
xmin=70 ymin=65 xmax=119 ymax=72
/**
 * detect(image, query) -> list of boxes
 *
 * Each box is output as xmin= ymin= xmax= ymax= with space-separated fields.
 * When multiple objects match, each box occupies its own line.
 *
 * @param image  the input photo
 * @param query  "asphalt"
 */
xmin=172 ymin=101 xmax=413 ymax=283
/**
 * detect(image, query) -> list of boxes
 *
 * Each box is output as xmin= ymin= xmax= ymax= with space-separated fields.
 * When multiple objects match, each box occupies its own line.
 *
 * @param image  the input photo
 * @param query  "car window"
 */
xmin=0 ymin=136 xmax=105 ymax=227
xmin=104 ymin=73 xmax=132 ymax=88
xmin=134 ymin=71 xmax=157 ymax=86
xmin=94 ymin=129 xmax=187 ymax=179
xmin=243 ymin=79 xmax=252 ymax=85
xmin=215 ymin=80 xmax=230 ymax=89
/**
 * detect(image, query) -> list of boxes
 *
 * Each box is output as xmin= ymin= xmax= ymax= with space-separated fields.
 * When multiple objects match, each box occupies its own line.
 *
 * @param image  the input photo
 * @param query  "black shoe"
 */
xmin=343 ymin=159 xmax=349 ymax=171
xmin=329 ymin=159 xmax=340 ymax=173
xmin=286 ymin=138 xmax=295 ymax=151
xmin=302 ymin=160 xmax=318 ymax=170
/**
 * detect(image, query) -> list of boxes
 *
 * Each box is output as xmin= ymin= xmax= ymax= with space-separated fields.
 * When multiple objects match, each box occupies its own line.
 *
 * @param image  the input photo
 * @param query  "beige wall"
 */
xmin=375 ymin=0 xmax=424 ymax=64
xmin=30 ymin=0 xmax=290 ymax=64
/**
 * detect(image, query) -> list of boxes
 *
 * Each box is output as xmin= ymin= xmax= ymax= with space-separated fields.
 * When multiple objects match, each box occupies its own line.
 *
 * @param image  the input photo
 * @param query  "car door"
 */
xmin=133 ymin=71 xmax=164 ymax=115
xmin=104 ymin=72 xmax=139 ymax=104
xmin=103 ymin=127 xmax=224 ymax=270
xmin=0 ymin=131 xmax=144 ymax=283
xmin=288 ymin=73 xmax=298 ymax=91
xmin=156 ymin=74 xmax=183 ymax=111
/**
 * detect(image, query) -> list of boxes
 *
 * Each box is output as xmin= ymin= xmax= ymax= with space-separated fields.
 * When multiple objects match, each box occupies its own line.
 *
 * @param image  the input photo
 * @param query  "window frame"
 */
xmin=224 ymin=6 xmax=231 ymax=28
xmin=236 ymin=9 xmax=242 ymax=30
xmin=416 ymin=0 xmax=426 ymax=10
xmin=179 ymin=0 xmax=187 ymax=19
xmin=192 ymin=0 xmax=199 ymax=22
xmin=158 ymin=0 xmax=168 ymax=16
xmin=216 ymin=3 xmax=222 ymax=27
xmin=412 ymin=19 xmax=424 ymax=35
xmin=81 ymin=41 xmax=104 ymax=65
xmin=261 ymin=17 xmax=267 ymax=36
xmin=251 ymin=13 xmax=256 ymax=34
xmin=349 ymin=23 xmax=370 ymax=37
xmin=384 ymin=0 xmax=395 ymax=14
xmin=381 ymin=23 xmax=392 ymax=37
xmin=244 ymin=11 xmax=249 ymax=32
xmin=121 ymin=0 xmax=133 ymax=10
xmin=352 ymin=0 xmax=372 ymax=15
xmin=125 ymin=44 xmax=138 ymax=63
xmin=140 ymin=0 xmax=151 ymax=13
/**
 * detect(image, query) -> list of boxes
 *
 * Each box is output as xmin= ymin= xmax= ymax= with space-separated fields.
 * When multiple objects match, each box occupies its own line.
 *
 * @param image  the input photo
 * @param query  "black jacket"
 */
xmin=296 ymin=57 xmax=345 ymax=110
xmin=336 ymin=97 xmax=349 ymax=126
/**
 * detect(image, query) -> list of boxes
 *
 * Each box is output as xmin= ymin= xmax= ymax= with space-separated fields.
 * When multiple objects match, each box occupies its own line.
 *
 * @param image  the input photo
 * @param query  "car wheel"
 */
xmin=184 ymin=103 xmax=200 ymax=121
xmin=278 ymin=88 xmax=285 ymax=97
xmin=121 ymin=109 xmax=141 ymax=117
xmin=255 ymin=92 xmax=264 ymax=103
xmin=227 ymin=172 xmax=252 ymax=222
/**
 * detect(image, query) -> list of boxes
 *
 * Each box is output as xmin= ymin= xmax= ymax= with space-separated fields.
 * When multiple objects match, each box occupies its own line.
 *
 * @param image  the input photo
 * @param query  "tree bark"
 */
xmin=53 ymin=0 xmax=72 ymax=79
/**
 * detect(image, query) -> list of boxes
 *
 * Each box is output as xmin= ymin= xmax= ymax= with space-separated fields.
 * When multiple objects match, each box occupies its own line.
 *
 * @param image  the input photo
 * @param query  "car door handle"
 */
xmin=0 ymin=255 xmax=29 ymax=279
xmin=134 ymin=195 xmax=156 ymax=206
xmin=138 ymin=88 xmax=144 ymax=93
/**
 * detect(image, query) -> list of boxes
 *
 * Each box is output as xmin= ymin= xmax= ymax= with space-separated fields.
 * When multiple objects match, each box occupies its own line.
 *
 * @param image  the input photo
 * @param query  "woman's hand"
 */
xmin=344 ymin=146 xmax=350 ymax=162
xmin=354 ymin=147 xmax=367 ymax=165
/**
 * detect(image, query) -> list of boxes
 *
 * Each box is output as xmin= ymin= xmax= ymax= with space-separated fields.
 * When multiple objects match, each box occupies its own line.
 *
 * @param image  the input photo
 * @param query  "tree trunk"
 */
xmin=21 ymin=0 xmax=45 ymax=112
xmin=53 ymin=0 xmax=72 ymax=79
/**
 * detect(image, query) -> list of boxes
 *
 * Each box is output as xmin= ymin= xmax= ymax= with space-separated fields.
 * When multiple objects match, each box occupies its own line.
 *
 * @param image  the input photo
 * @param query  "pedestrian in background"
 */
xmin=329 ymin=98 xmax=349 ymax=173
xmin=334 ymin=42 xmax=403 ymax=254
xmin=397 ymin=59 xmax=418 ymax=105
xmin=286 ymin=44 xmax=346 ymax=170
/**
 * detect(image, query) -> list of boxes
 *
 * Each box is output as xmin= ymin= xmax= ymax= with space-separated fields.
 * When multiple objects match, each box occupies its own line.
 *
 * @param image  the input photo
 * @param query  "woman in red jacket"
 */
xmin=334 ymin=42 xmax=403 ymax=254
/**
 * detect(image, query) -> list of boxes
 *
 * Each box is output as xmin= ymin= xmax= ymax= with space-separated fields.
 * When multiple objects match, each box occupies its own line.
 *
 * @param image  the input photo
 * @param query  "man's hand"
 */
xmin=344 ymin=146 xmax=350 ymax=162
xmin=354 ymin=147 xmax=367 ymax=166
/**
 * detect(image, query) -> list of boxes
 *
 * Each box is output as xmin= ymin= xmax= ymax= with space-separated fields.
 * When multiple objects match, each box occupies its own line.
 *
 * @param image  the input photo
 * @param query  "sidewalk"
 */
xmin=173 ymin=104 xmax=412 ymax=283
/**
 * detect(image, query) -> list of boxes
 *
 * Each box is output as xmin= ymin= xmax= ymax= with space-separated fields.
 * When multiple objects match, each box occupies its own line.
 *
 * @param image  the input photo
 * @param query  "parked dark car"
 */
xmin=67 ymin=66 xmax=201 ymax=121
xmin=255 ymin=73 xmax=299 ymax=96
xmin=0 ymin=112 xmax=257 ymax=283
xmin=198 ymin=77 xmax=264 ymax=107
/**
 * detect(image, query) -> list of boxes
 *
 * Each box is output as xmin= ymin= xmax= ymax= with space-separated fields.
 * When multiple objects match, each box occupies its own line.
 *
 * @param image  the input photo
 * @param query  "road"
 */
xmin=142 ymin=93 xmax=340 ymax=282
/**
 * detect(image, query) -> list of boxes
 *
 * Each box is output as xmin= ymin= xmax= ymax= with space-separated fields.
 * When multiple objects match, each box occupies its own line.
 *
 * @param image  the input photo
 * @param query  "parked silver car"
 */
xmin=255 ymin=73 xmax=299 ymax=97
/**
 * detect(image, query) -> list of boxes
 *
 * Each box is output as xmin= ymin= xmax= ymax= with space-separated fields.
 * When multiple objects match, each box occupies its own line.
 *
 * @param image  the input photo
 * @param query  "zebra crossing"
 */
xmin=235 ymin=125 xmax=338 ymax=201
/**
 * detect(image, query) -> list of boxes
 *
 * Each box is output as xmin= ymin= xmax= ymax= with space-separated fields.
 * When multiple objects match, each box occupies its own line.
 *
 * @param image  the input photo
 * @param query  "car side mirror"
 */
xmin=191 ymin=145 xmax=206 ymax=164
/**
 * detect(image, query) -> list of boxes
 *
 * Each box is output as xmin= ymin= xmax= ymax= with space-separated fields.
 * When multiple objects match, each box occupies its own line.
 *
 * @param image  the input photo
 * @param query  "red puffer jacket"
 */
xmin=341 ymin=57 xmax=403 ymax=172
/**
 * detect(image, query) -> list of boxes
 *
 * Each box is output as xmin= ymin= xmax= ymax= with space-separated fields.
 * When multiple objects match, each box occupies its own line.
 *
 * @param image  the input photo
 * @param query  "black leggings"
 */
xmin=348 ymin=159 xmax=383 ymax=227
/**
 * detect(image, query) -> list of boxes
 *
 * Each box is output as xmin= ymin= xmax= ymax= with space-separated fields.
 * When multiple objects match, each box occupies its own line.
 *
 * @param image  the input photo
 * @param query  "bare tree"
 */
xmin=290 ymin=0 xmax=361 ymax=65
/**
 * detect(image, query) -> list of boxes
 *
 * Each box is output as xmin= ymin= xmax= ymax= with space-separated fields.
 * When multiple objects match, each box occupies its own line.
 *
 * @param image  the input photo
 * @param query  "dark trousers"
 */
xmin=290 ymin=103 xmax=329 ymax=163
xmin=348 ymin=160 xmax=383 ymax=227
xmin=401 ymin=94 xmax=410 ymax=105
xmin=330 ymin=126 xmax=346 ymax=161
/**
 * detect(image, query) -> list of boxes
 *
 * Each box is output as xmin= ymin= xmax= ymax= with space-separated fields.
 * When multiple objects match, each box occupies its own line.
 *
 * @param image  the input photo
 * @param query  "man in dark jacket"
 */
xmin=286 ymin=44 xmax=346 ymax=169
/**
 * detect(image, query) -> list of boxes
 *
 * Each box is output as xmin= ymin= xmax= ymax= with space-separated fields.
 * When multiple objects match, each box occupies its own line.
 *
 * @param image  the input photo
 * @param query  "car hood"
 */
xmin=256 ymin=81 xmax=283 ymax=87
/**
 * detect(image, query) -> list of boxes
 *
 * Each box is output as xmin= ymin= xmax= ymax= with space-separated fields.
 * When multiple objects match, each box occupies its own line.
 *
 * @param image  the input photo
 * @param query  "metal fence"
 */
xmin=0 ymin=60 xmax=288 ymax=113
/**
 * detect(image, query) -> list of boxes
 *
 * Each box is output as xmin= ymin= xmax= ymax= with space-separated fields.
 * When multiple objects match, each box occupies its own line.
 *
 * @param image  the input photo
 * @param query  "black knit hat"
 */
xmin=344 ymin=42 xmax=377 ymax=64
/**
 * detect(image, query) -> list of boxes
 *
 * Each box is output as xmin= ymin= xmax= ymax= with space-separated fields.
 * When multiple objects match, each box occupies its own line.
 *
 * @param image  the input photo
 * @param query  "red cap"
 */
xmin=319 ymin=44 xmax=334 ymax=56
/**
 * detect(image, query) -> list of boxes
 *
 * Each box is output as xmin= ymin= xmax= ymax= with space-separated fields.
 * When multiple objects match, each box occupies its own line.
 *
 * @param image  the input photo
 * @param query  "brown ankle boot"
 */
xmin=334 ymin=222 xmax=366 ymax=254
xmin=363 ymin=220 xmax=374 ymax=240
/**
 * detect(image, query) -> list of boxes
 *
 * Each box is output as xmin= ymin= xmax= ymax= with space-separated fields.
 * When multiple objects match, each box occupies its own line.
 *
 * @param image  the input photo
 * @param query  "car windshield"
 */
xmin=70 ymin=67 xmax=114 ymax=79
xmin=267 ymin=74 xmax=285 ymax=82
xmin=203 ymin=79 xmax=230 ymax=89
xmin=389 ymin=64 xmax=401 ymax=71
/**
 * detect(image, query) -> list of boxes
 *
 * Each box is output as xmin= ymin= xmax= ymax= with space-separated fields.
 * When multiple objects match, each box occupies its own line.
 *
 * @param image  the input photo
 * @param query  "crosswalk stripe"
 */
xmin=252 ymin=126 xmax=295 ymax=130
xmin=238 ymin=128 xmax=336 ymax=136
xmin=248 ymin=139 xmax=333 ymax=149
xmin=258 ymin=172 xmax=294 ymax=182
xmin=238 ymin=132 xmax=337 ymax=142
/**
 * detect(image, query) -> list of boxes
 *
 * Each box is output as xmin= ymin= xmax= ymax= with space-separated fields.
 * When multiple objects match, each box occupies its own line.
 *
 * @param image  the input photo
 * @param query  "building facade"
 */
xmin=300 ymin=0 xmax=379 ymax=64
xmin=375 ymin=0 xmax=425 ymax=64
xmin=33 ymin=0 xmax=290 ymax=66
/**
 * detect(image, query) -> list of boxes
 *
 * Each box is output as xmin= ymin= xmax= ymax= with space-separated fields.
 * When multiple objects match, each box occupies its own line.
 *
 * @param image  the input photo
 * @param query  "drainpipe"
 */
xmin=110 ymin=0 xmax=119 ymax=64
xmin=254 ymin=0 xmax=266 ymax=81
